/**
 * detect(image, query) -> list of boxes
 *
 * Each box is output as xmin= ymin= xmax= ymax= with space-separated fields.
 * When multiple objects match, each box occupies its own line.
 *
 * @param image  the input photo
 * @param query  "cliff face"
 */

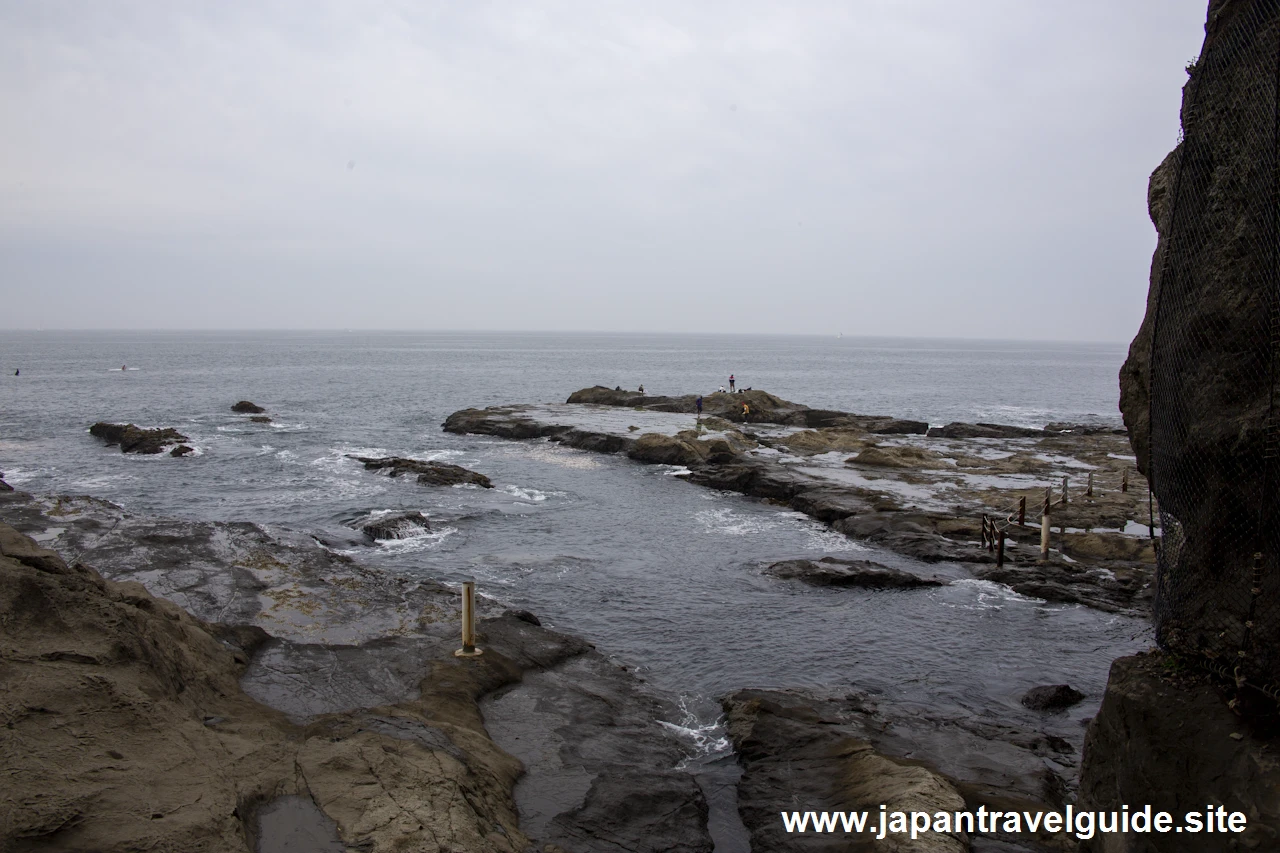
xmin=1118 ymin=0 xmax=1280 ymax=684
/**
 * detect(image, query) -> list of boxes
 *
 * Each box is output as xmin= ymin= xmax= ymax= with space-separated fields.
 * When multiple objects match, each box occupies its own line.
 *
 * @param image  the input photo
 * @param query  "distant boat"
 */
xmin=837 ymin=332 xmax=843 ymax=338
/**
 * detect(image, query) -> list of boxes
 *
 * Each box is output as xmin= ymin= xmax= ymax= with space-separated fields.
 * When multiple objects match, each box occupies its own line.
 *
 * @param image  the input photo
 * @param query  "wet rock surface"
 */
xmin=88 ymin=422 xmax=189 ymax=454
xmin=765 ymin=556 xmax=946 ymax=588
xmin=360 ymin=510 xmax=432 ymax=541
xmin=1078 ymin=653 xmax=1280 ymax=852
xmin=445 ymin=389 xmax=1156 ymax=614
xmin=723 ymin=688 xmax=1078 ymax=852
xmin=352 ymin=455 xmax=494 ymax=488
xmin=0 ymin=489 xmax=713 ymax=853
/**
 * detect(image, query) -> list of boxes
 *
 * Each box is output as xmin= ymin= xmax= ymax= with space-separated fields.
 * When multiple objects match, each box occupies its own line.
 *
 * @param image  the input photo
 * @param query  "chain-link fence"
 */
xmin=1147 ymin=0 xmax=1280 ymax=699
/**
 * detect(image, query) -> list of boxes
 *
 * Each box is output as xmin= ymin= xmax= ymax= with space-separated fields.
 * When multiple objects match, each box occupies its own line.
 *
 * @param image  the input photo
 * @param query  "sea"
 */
xmin=0 ymin=330 xmax=1148 ymax=831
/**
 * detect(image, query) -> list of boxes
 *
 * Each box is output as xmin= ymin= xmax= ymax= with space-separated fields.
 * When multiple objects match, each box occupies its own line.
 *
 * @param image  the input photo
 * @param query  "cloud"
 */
xmin=0 ymin=0 xmax=1208 ymax=338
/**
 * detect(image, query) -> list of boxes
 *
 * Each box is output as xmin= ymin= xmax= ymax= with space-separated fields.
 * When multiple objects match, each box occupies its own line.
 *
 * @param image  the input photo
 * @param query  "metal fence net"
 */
xmin=1148 ymin=0 xmax=1280 ymax=695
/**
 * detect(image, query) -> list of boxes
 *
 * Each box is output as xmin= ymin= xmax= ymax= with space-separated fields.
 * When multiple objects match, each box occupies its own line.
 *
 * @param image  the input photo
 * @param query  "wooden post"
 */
xmin=454 ymin=580 xmax=483 ymax=657
xmin=1061 ymin=476 xmax=1069 ymax=505
xmin=1086 ymin=471 xmax=1094 ymax=497
xmin=996 ymin=529 xmax=1005 ymax=568
xmin=1018 ymin=496 xmax=1026 ymax=526
xmin=1122 ymin=467 xmax=1129 ymax=493
xmin=987 ymin=517 xmax=995 ymax=553
xmin=1040 ymin=487 xmax=1051 ymax=562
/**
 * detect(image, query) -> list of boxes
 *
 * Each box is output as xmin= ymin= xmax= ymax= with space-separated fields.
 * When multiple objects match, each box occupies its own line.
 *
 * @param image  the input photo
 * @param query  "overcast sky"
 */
xmin=1 ymin=1 xmax=1208 ymax=340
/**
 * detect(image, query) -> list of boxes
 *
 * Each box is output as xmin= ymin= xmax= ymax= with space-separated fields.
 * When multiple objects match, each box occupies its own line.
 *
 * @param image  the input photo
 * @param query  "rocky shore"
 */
xmin=444 ymin=387 xmax=1156 ymax=614
xmin=0 ymin=484 xmax=714 ymax=853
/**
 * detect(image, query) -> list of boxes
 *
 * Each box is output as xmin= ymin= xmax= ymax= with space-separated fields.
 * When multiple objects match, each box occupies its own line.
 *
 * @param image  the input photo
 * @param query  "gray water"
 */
xmin=0 ymin=330 xmax=1148 ymax=826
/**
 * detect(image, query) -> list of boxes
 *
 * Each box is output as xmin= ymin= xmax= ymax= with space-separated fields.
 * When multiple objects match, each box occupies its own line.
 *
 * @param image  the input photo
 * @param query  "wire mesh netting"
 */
xmin=1148 ymin=0 xmax=1280 ymax=693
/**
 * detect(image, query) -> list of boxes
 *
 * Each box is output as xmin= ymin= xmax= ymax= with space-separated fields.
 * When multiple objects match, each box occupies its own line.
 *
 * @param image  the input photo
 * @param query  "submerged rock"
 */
xmin=89 ymin=422 xmax=190 ymax=455
xmin=351 ymin=456 xmax=494 ymax=488
xmin=169 ymin=444 xmax=194 ymax=457
xmin=765 ymin=556 xmax=945 ymax=589
xmin=360 ymin=511 xmax=431 ymax=541
xmin=232 ymin=400 xmax=266 ymax=413
xmin=1021 ymin=684 xmax=1086 ymax=712
xmin=250 ymin=415 xmax=272 ymax=424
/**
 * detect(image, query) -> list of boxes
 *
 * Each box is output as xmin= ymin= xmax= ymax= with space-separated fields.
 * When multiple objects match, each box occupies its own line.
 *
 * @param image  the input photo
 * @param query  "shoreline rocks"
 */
xmin=89 ymin=422 xmax=190 ymax=455
xmin=444 ymin=391 xmax=1154 ymax=614
xmin=0 ymin=489 xmax=715 ymax=853
xmin=351 ymin=455 xmax=494 ymax=488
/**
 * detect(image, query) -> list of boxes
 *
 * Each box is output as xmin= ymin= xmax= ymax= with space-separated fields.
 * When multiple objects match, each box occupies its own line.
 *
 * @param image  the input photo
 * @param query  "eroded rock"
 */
xmin=352 ymin=456 xmax=494 ymax=488
xmin=89 ymin=422 xmax=189 ymax=454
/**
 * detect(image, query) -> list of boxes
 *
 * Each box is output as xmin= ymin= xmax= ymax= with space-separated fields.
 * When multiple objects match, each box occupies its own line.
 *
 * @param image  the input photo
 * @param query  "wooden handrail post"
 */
xmin=1018 ymin=496 xmax=1026 ymax=526
xmin=454 ymin=580 xmax=484 ymax=658
xmin=1040 ymin=487 xmax=1051 ymax=562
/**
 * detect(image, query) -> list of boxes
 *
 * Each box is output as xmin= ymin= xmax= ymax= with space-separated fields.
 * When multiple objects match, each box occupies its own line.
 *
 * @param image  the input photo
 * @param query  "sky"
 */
xmin=0 ymin=1 xmax=1209 ymax=340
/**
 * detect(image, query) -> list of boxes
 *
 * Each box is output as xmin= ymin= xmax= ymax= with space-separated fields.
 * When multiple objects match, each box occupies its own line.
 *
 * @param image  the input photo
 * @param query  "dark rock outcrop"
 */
xmin=0 ymin=473 xmax=11 ymax=492
xmin=1117 ymin=0 xmax=1280 ymax=681
xmin=168 ymin=444 xmax=194 ymax=457
xmin=1078 ymin=653 xmax=1280 ymax=852
xmin=927 ymin=422 xmax=1045 ymax=439
xmin=765 ymin=556 xmax=945 ymax=589
xmin=360 ymin=511 xmax=431 ymax=541
xmin=89 ymin=422 xmax=189 ymax=454
xmin=232 ymin=400 xmax=266 ymax=413
xmin=351 ymin=456 xmax=494 ymax=488
xmin=1020 ymin=684 xmax=1085 ymax=712
xmin=723 ymin=688 xmax=1077 ymax=851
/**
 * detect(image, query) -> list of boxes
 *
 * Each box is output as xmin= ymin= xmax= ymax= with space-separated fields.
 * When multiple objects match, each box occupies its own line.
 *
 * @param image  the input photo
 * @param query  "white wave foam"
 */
xmin=1 ymin=466 xmax=48 ymax=485
xmin=501 ymin=484 xmax=554 ymax=502
xmin=660 ymin=697 xmax=731 ymax=765
xmin=373 ymin=526 xmax=459 ymax=554
xmin=695 ymin=507 xmax=778 ymax=536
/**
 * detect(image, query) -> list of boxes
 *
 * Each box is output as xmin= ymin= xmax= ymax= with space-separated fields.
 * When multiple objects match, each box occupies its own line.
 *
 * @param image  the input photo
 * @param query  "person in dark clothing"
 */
xmin=729 ymin=374 xmax=735 ymax=392
xmin=695 ymin=395 xmax=703 ymax=420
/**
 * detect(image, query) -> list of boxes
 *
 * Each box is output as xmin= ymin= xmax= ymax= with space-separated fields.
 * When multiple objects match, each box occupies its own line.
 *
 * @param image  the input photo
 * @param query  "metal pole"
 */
xmin=1086 ymin=471 xmax=1094 ymax=498
xmin=1018 ymin=496 xmax=1026 ymax=526
xmin=454 ymin=579 xmax=484 ymax=658
xmin=1040 ymin=487 xmax=1051 ymax=562
xmin=996 ymin=529 xmax=1005 ymax=568
xmin=1061 ymin=476 xmax=1069 ymax=505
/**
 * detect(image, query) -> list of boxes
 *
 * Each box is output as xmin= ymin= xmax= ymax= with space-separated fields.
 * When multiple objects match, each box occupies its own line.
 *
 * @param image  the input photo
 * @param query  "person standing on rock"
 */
xmin=729 ymin=374 xmax=735 ymax=392
xmin=696 ymin=395 xmax=703 ymax=421
xmin=741 ymin=401 xmax=750 ymax=421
